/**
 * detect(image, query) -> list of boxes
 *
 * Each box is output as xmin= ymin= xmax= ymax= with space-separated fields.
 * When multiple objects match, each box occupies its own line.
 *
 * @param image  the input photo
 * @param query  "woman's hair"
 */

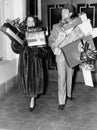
xmin=24 ymin=15 xmax=43 ymax=27
xmin=25 ymin=14 xmax=35 ymax=23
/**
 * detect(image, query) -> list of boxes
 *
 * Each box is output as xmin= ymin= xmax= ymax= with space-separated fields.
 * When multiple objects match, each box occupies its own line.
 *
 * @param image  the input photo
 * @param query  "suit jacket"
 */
xmin=48 ymin=22 xmax=66 ymax=62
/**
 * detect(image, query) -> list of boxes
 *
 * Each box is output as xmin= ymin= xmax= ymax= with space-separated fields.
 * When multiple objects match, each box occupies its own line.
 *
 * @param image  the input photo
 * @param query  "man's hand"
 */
xmin=54 ymin=47 xmax=62 ymax=55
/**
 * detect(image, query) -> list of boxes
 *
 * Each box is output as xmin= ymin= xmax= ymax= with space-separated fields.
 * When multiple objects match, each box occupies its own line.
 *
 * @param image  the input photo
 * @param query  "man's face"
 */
xmin=27 ymin=17 xmax=35 ymax=27
xmin=61 ymin=9 xmax=71 ymax=20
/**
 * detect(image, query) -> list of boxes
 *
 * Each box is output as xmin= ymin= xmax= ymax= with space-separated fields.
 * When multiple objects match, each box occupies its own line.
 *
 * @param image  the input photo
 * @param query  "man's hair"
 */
xmin=63 ymin=4 xmax=74 ymax=12
xmin=63 ymin=4 xmax=77 ymax=17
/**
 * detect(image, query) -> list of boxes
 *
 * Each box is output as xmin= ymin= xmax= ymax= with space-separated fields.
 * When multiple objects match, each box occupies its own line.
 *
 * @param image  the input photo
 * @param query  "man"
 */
xmin=48 ymin=4 xmax=76 ymax=110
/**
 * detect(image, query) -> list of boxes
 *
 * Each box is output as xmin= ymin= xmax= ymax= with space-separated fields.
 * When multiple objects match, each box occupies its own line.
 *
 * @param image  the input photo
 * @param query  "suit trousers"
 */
xmin=56 ymin=59 xmax=74 ymax=105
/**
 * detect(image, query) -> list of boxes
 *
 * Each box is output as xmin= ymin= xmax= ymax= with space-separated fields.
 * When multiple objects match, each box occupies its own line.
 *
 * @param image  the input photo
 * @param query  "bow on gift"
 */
xmin=80 ymin=39 xmax=97 ymax=70
xmin=10 ymin=18 xmax=26 ymax=33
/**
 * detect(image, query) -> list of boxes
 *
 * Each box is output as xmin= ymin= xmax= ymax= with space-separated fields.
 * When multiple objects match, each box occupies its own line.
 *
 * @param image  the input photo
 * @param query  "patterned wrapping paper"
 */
xmin=26 ymin=31 xmax=46 ymax=47
xmin=55 ymin=13 xmax=94 ymax=49
xmin=51 ymin=13 xmax=87 ymax=49
xmin=59 ymin=25 xmax=84 ymax=48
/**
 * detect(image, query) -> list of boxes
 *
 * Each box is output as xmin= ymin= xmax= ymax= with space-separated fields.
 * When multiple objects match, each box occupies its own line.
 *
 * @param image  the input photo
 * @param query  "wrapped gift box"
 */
xmin=90 ymin=28 xmax=97 ymax=38
xmin=59 ymin=19 xmax=93 ymax=48
xmin=61 ymin=35 xmax=95 ymax=68
xmin=0 ymin=23 xmax=23 ymax=44
xmin=58 ymin=13 xmax=94 ymax=48
xmin=63 ymin=13 xmax=87 ymax=32
xmin=78 ymin=19 xmax=92 ymax=36
xmin=55 ymin=14 xmax=86 ymax=47
xmin=59 ymin=25 xmax=84 ymax=48
xmin=26 ymin=31 xmax=46 ymax=46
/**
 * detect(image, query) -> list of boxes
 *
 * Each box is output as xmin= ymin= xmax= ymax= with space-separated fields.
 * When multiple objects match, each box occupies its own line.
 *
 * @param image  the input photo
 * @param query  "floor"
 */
xmin=0 ymin=81 xmax=97 ymax=130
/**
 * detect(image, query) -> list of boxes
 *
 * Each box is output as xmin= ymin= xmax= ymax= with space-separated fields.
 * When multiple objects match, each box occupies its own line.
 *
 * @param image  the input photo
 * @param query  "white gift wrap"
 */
xmin=82 ymin=67 xmax=94 ymax=87
xmin=79 ymin=13 xmax=87 ymax=22
xmin=91 ymin=28 xmax=97 ymax=38
xmin=78 ymin=19 xmax=93 ymax=36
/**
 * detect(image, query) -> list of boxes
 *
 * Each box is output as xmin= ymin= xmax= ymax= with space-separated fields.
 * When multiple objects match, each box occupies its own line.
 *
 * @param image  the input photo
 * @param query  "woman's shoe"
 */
xmin=29 ymin=106 xmax=35 ymax=112
xmin=29 ymin=97 xmax=35 ymax=112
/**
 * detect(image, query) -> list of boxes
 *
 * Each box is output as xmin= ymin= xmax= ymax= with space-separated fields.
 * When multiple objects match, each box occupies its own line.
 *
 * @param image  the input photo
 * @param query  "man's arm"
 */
xmin=59 ymin=25 xmax=84 ymax=48
xmin=48 ymin=24 xmax=64 ymax=55
xmin=48 ymin=25 xmax=58 ymax=50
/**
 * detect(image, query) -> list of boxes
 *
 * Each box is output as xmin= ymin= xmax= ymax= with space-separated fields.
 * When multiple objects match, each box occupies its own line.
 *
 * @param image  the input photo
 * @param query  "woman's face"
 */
xmin=27 ymin=17 xmax=35 ymax=27
xmin=61 ymin=9 xmax=71 ymax=20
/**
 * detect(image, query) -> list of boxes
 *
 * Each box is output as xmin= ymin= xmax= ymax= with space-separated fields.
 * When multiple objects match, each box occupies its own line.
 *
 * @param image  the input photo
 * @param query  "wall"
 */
xmin=0 ymin=59 xmax=18 ymax=97
xmin=0 ymin=0 xmax=27 ymax=60
xmin=0 ymin=0 xmax=27 ymax=97
xmin=72 ymin=0 xmax=97 ymax=7
xmin=41 ymin=0 xmax=71 ymax=28
xmin=41 ymin=0 xmax=97 ymax=30
xmin=0 ymin=59 xmax=18 ymax=85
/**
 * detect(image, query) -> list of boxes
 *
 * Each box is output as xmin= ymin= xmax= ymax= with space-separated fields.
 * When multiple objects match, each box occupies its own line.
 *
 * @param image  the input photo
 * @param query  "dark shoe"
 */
xmin=58 ymin=104 xmax=65 ymax=111
xmin=67 ymin=96 xmax=74 ymax=100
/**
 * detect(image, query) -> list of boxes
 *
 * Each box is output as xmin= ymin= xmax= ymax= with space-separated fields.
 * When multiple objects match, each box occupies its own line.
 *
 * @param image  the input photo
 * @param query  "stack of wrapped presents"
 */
xmin=56 ymin=13 xmax=97 ymax=87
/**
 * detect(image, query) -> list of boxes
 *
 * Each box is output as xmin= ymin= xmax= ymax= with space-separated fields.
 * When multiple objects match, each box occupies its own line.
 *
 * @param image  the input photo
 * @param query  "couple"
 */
xmin=12 ymin=4 xmax=76 ymax=112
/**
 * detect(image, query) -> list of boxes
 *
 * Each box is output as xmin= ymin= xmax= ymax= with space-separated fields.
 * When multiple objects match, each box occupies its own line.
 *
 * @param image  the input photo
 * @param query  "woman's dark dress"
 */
xmin=11 ymin=30 xmax=44 ymax=97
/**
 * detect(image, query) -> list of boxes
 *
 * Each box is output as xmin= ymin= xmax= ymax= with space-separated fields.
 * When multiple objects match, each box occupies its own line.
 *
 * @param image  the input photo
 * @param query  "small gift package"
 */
xmin=78 ymin=19 xmax=92 ymax=36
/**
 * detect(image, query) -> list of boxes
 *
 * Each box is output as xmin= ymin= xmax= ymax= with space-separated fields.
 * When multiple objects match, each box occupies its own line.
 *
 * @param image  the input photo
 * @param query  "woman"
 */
xmin=11 ymin=15 xmax=44 ymax=111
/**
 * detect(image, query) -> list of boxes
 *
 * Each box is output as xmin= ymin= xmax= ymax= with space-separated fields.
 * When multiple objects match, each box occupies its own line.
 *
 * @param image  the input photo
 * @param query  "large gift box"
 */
xmin=0 ymin=22 xmax=23 ymax=44
xmin=61 ymin=35 xmax=95 ymax=68
xmin=26 ymin=31 xmax=46 ymax=47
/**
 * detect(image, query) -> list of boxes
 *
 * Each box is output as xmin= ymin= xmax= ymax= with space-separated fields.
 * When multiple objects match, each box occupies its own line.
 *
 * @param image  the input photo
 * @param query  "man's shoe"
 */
xmin=58 ymin=105 xmax=65 ymax=111
xmin=67 ymin=96 xmax=74 ymax=100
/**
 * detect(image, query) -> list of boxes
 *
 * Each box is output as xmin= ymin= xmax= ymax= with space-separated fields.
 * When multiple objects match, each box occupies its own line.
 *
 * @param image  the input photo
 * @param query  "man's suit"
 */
xmin=48 ymin=21 xmax=74 ymax=105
